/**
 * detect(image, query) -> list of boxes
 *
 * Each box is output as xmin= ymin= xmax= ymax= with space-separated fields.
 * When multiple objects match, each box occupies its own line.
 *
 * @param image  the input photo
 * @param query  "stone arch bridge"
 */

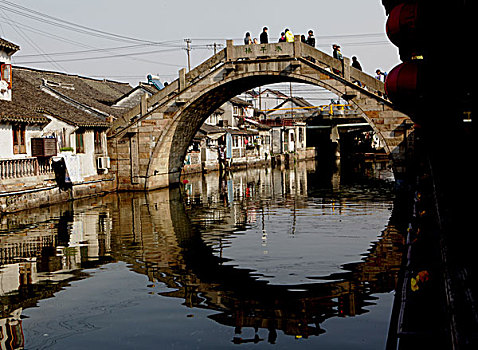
xmin=108 ymin=36 xmax=413 ymax=190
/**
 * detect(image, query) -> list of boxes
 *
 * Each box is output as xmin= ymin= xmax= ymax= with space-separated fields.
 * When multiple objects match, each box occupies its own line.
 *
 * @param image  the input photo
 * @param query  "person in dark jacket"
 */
xmin=244 ymin=32 xmax=252 ymax=45
xmin=351 ymin=56 xmax=363 ymax=86
xmin=306 ymin=30 xmax=315 ymax=47
xmin=278 ymin=32 xmax=286 ymax=42
xmin=351 ymin=56 xmax=362 ymax=71
xmin=260 ymin=27 xmax=268 ymax=44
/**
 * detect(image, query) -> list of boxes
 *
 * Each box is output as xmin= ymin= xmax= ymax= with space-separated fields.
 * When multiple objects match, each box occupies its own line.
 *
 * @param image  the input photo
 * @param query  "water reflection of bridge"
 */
xmin=110 ymin=166 xmax=404 ymax=342
xmin=0 ymin=163 xmax=404 ymax=345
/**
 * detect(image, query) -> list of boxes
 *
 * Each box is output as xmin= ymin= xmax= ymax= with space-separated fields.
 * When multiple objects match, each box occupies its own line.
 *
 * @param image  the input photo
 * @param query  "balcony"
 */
xmin=0 ymin=157 xmax=53 ymax=180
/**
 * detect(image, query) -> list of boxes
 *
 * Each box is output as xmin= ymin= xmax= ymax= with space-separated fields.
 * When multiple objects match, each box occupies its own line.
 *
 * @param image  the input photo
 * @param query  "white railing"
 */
xmin=0 ymin=157 xmax=53 ymax=180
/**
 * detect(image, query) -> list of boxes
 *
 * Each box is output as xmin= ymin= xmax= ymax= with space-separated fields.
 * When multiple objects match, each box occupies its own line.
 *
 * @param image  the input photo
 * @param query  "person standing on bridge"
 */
xmin=244 ymin=32 xmax=252 ymax=45
xmin=352 ymin=56 xmax=362 ymax=71
xmin=278 ymin=32 xmax=286 ymax=42
xmin=351 ymin=56 xmax=363 ymax=86
xmin=285 ymin=28 xmax=294 ymax=42
xmin=332 ymin=44 xmax=343 ymax=60
xmin=306 ymin=30 xmax=315 ymax=47
xmin=260 ymin=27 xmax=268 ymax=44
xmin=375 ymin=69 xmax=388 ymax=97
xmin=375 ymin=69 xmax=387 ymax=82
xmin=332 ymin=44 xmax=343 ymax=74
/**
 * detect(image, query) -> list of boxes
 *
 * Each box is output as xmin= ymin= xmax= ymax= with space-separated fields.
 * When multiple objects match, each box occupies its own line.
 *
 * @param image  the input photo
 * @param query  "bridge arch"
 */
xmin=108 ymin=38 xmax=413 ymax=190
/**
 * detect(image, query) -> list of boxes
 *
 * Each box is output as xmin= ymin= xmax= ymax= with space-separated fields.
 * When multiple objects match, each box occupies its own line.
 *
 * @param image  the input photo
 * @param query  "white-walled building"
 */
xmin=0 ymin=69 xmax=115 ymax=182
xmin=0 ymin=38 xmax=132 ymax=209
xmin=0 ymin=38 xmax=19 ymax=102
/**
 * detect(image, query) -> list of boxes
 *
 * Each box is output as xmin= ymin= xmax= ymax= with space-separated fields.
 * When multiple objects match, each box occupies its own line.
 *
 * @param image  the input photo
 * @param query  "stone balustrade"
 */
xmin=0 ymin=157 xmax=53 ymax=180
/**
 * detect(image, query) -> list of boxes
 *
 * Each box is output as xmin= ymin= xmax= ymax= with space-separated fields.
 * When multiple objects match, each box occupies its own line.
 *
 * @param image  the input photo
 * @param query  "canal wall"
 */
xmin=2 ymin=152 xmax=316 ymax=214
xmin=0 ymin=174 xmax=116 ymax=214
xmin=182 ymin=147 xmax=317 ymax=175
xmin=1 ymin=148 xmax=317 ymax=214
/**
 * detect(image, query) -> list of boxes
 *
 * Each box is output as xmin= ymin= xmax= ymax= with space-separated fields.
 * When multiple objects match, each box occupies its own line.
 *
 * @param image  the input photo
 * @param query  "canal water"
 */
xmin=0 ymin=160 xmax=404 ymax=349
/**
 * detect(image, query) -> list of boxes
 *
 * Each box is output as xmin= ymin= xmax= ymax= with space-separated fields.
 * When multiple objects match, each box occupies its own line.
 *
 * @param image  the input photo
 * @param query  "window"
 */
xmin=12 ymin=124 xmax=26 ymax=154
xmin=94 ymin=130 xmax=103 ymax=154
xmin=75 ymin=131 xmax=85 ymax=153
xmin=1 ymin=64 xmax=12 ymax=88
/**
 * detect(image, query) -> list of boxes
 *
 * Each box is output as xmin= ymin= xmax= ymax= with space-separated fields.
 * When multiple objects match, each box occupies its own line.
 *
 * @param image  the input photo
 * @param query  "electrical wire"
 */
xmin=0 ymin=0 xmax=161 ymax=44
xmin=15 ymin=47 xmax=185 ymax=66
xmin=0 ymin=0 xmax=393 ymax=84
xmin=0 ymin=8 xmax=66 ymax=72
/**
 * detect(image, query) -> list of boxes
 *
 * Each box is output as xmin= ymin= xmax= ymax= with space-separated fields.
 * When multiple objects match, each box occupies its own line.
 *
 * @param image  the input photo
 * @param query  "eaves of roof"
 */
xmin=0 ymin=38 xmax=20 ymax=54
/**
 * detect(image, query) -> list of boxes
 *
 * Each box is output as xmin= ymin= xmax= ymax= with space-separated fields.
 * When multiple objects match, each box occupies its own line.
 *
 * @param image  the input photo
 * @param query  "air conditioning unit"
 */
xmin=96 ymin=156 xmax=110 ymax=170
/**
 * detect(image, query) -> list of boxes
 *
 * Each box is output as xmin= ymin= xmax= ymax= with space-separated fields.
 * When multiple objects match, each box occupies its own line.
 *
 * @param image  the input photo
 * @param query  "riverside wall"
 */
xmin=0 ymin=173 xmax=116 ymax=214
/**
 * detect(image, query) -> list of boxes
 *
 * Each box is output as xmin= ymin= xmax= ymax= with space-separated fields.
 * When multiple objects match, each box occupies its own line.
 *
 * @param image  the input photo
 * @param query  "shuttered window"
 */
xmin=12 ymin=124 xmax=26 ymax=154
xmin=75 ymin=131 xmax=85 ymax=153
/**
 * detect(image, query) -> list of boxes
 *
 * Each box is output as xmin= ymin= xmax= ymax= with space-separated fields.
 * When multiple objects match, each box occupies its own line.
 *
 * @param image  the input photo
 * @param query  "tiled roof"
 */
xmin=230 ymin=96 xmax=252 ymax=107
xmin=0 ymin=69 xmax=116 ymax=127
xmin=13 ymin=66 xmax=132 ymax=118
xmin=0 ymin=38 xmax=20 ymax=54
xmin=111 ymin=83 xmax=158 ymax=106
xmin=199 ymin=123 xmax=226 ymax=134
xmin=272 ymin=96 xmax=314 ymax=110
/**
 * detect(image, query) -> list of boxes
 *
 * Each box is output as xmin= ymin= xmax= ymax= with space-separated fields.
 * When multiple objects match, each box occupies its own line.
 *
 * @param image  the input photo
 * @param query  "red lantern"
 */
xmin=385 ymin=61 xmax=420 ymax=105
xmin=386 ymin=2 xmax=423 ymax=61
xmin=386 ymin=3 xmax=419 ymax=46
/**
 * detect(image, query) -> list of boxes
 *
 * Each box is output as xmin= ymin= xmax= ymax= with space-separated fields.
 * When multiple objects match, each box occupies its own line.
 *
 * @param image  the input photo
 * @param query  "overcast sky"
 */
xmin=0 ymin=0 xmax=399 ymax=101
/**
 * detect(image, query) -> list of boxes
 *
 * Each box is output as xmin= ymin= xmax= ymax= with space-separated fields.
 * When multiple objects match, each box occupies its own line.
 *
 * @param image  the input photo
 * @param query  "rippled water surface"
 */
xmin=0 ymin=161 xmax=404 ymax=349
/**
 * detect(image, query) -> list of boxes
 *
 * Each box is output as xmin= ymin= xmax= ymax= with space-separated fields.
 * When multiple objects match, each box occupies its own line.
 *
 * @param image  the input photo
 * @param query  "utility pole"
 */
xmin=184 ymin=39 xmax=191 ymax=71
xmin=207 ymin=42 xmax=223 ymax=55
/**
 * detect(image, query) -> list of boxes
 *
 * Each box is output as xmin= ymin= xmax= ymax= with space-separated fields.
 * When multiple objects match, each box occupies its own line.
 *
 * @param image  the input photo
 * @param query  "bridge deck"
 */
xmin=109 ymin=36 xmax=389 ymax=138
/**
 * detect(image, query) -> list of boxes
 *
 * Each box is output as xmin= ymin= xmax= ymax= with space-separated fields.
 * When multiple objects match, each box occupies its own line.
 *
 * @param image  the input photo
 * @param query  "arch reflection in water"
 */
xmin=0 ymin=161 xmax=404 ymax=347
xmin=111 ymin=162 xmax=404 ymax=344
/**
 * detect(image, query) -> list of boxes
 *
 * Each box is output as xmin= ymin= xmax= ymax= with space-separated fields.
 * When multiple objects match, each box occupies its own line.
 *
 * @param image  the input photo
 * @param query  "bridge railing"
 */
xmin=109 ymin=36 xmax=387 ymax=137
xmin=109 ymin=47 xmax=228 ymax=137
xmin=226 ymin=36 xmax=386 ymax=97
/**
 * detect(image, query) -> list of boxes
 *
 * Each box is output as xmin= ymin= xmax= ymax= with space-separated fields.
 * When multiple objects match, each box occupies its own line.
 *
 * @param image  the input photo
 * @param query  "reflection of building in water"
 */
xmin=106 ymin=185 xmax=404 ymax=343
xmin=182 ymin=162 xmax=313 ymax=242
xmin=0 ymin=199 xmax=113 ymax=327
xmin=0 ymin=164 xmax=402 ymax=345
xmin=59 ymin=210 xmax=111 ymax=270
xmin=0 ymin=308 xmax=24 ymax=350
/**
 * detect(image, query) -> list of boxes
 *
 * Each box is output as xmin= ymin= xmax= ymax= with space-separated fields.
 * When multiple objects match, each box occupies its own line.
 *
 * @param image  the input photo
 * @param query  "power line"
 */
xmin=0 ymin=0 xmax=163 ymax=44
xmin=16 ymin=42 xmax=184 ymax=59
xmin=15 ymin=47 xmax=184 ymax=66
xmin=0 ymin=8 xmax=66 ymax=72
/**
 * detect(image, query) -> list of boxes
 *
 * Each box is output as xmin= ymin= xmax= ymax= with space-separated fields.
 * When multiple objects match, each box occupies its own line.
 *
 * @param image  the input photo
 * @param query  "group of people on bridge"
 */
xmin=244 ymin=27 xmax=315 ymax=47
xmin=243 ymin=27 xmax=387 ymax=85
